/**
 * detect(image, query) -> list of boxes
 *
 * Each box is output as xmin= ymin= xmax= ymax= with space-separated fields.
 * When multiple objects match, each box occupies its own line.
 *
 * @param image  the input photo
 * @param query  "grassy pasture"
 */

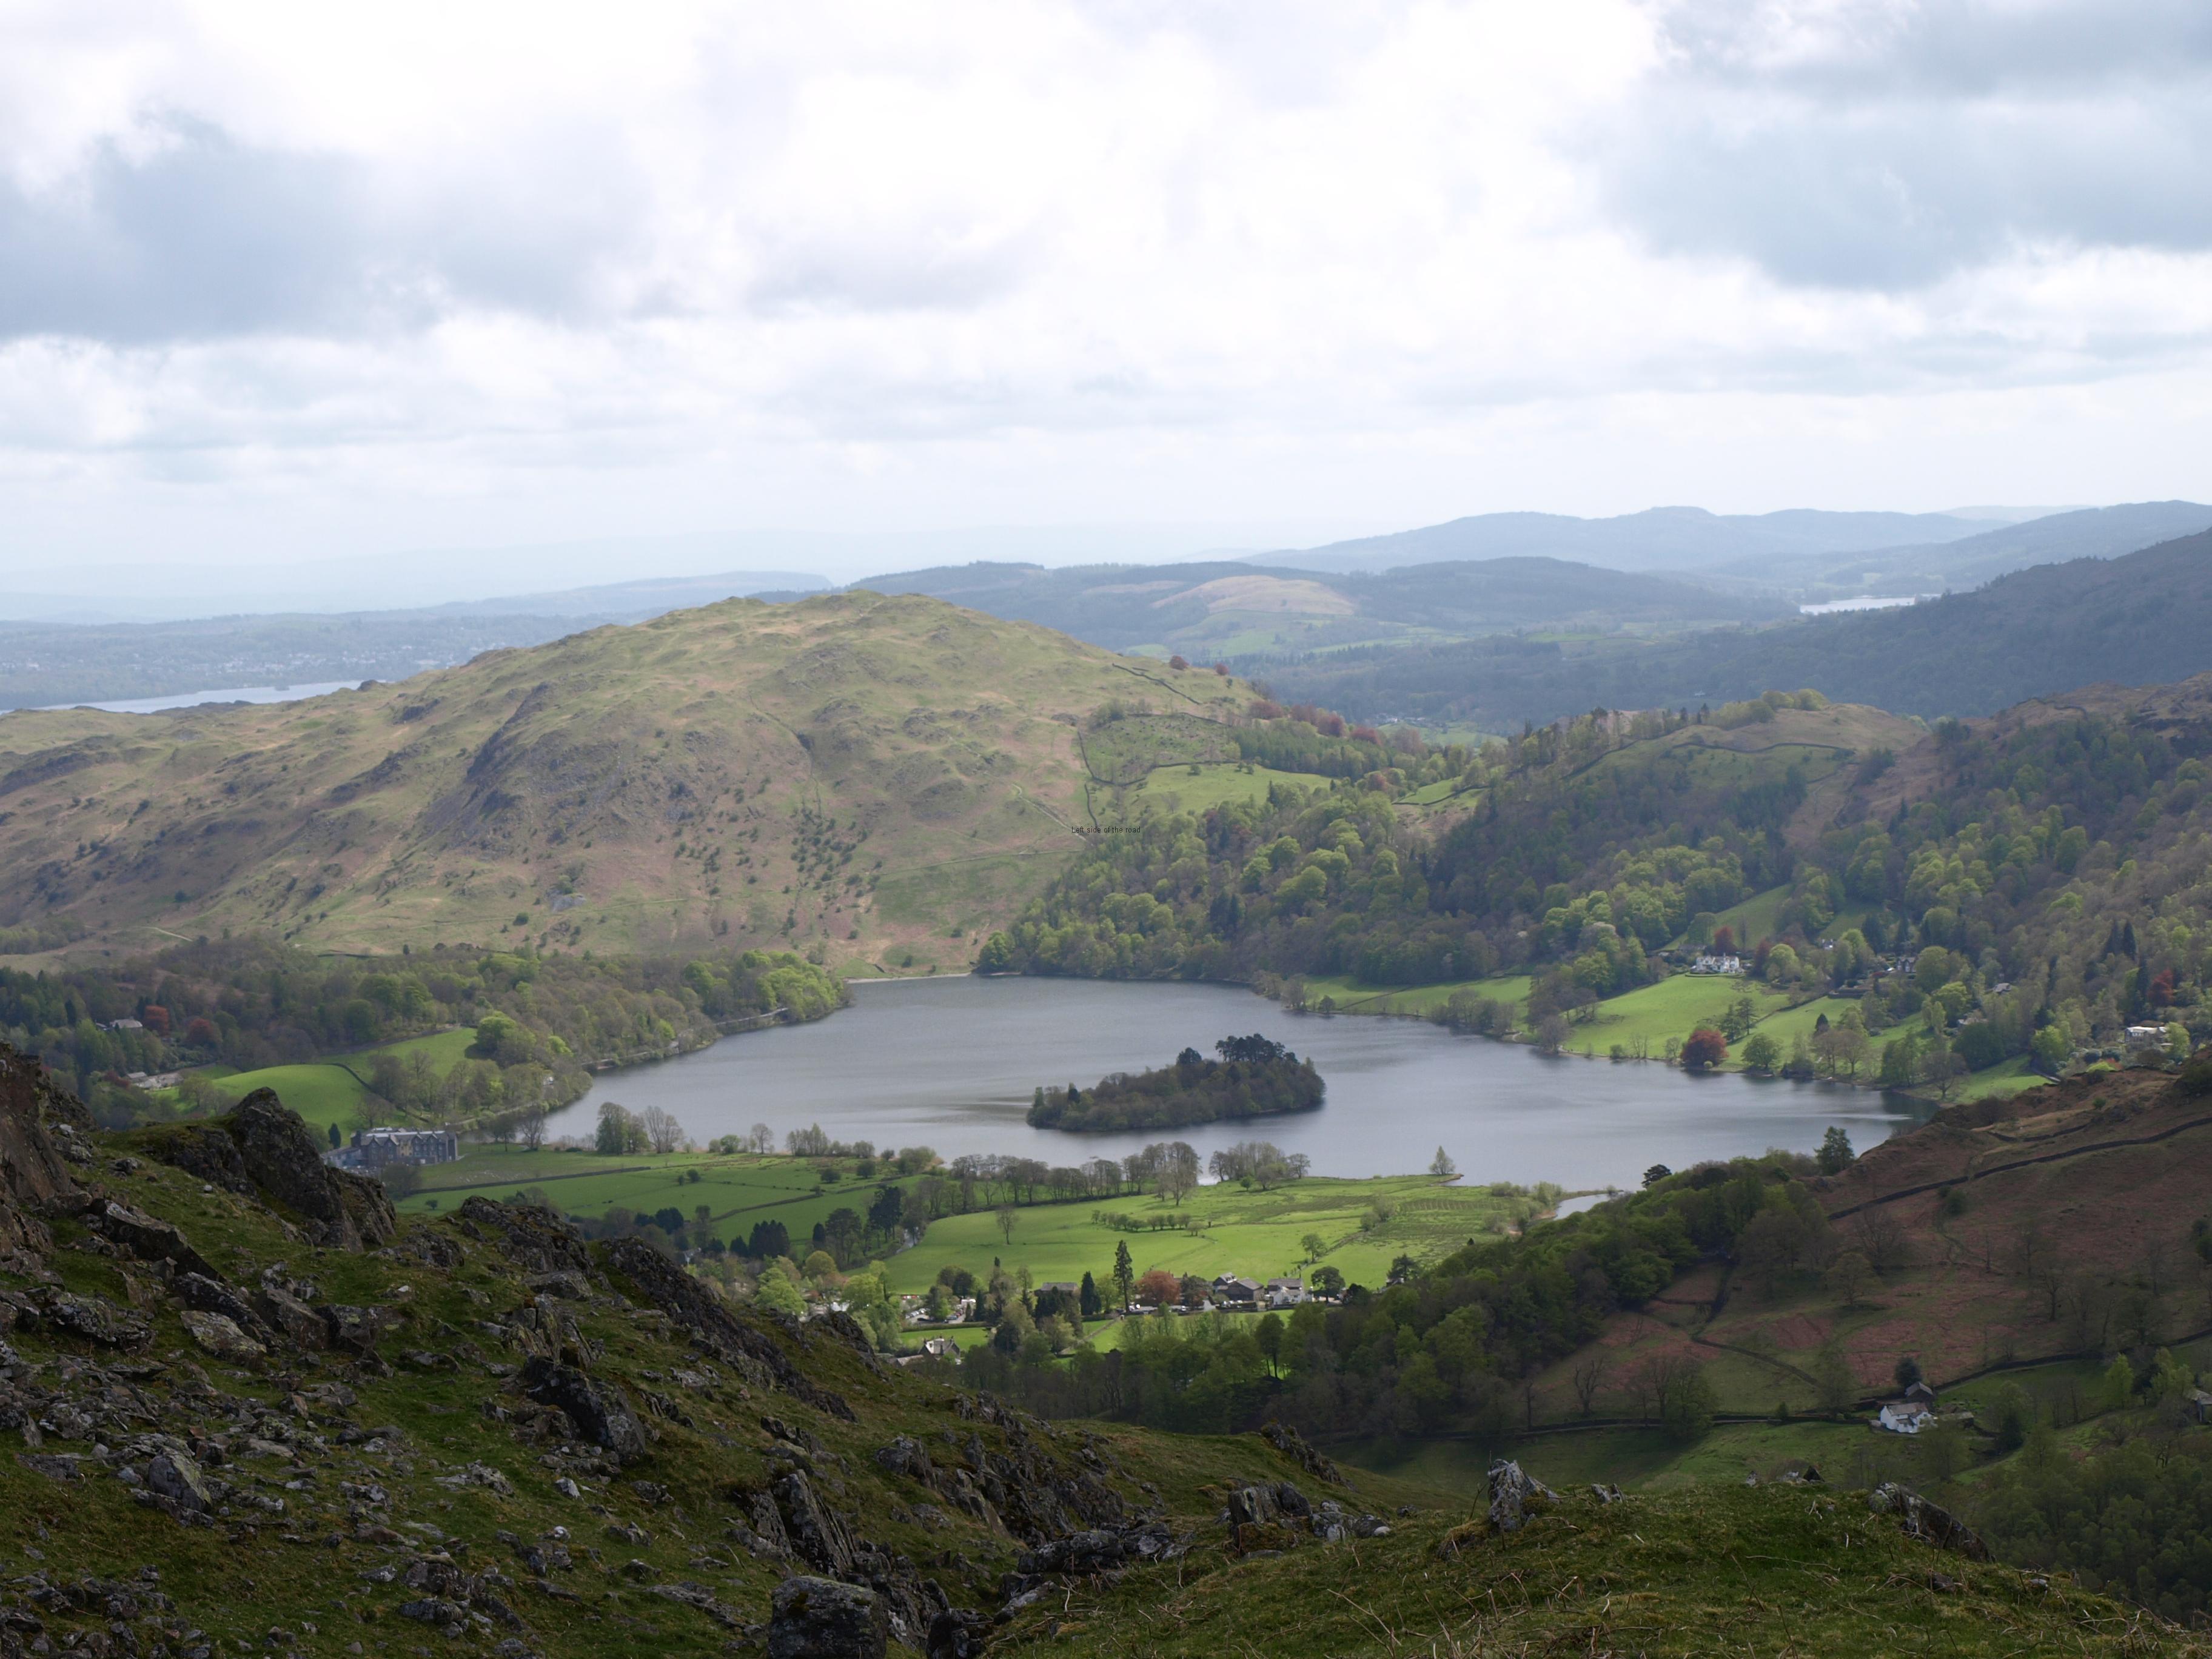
xmin=1113 ymin=762 xmax=1332 ymax=817
xmin=1294 ymin=972 xmax=1531 ymax=1018
xmin=882 ymin=1175 xmax=1531 ymax=1295
xmin=198 ymin=1025 xmax=479 ymax=1131
xmin=1558 ymin=975 xmax=1789 ymax=1058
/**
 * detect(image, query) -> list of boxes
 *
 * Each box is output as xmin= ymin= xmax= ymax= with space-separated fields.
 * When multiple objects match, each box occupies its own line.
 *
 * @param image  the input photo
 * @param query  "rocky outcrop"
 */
xmin=1256 ymin=1421 xmax=1345 ymax=1485
xmin=1487 ymin=1460 xmax=1555 ymax=1534
xmin=769 ymin=1575 xmax=886 ymax=1659
xmin=1869 ymin=1483 xmax=1989 ymax=1561
xmin=0 ymin=1044 xmax=81 ymax=1259
xmin=144 ymin=1090 xmax=395 ymax=1250
xmin=601 ymin=1234 xmax=854 ymax=1420
xmin=520 ymin=1358 xmax=650 ymax=1463
xmin=455 ymin=1195 xmax=593 ymax=1278
xmin=88 ymin=1199 xmax=220 ymax=1282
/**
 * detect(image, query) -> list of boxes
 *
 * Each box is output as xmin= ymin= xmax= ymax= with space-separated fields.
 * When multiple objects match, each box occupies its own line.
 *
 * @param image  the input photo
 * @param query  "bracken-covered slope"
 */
xmin=0 ymin=592 xmax=1244 ymax=966
xmin=0 ymin=1051 xmax=2197 ymax=1659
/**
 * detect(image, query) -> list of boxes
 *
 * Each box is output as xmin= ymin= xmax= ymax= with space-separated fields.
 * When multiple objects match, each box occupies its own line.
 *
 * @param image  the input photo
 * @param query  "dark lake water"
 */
xmin=545 ymin=976 xmax=1932 ymax=1190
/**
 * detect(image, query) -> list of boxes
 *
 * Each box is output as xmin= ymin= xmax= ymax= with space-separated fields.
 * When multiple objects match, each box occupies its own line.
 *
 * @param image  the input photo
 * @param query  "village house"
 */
xmin=1875 ymin=1379 xmax=1939 ymax=1435
xmin=1212 ymin=1274 xmax=1261 ymax=1309
xmin=1689 ymin=953 xmax=1743 ymax=976
xmin=1264 ymin=1276 xmax=1307 ymax=1307
xmin=327 ymin=1125 xmax=459 ymax=1171
xmin=2123 ymin=1024 xmax=2171 ymax=1053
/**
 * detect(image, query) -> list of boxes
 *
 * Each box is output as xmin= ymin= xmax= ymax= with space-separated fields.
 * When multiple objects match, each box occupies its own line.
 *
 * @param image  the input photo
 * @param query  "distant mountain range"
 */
xmin=848 ymin=556 xmax=1788 ymax=657
xmin=1253 ymin=504 xmax=2006 ymax=576
xmin=1253 ymin=500 xmax=2212 ymax=603
xmin=1255 ymin=529 xmax=2212 ymax=728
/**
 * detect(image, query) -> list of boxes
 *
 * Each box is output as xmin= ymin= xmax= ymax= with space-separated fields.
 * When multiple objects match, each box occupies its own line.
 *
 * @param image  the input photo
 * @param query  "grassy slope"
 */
xmin=193 ymin=1028 xmax=479 ymax=1131
xmin=1001 ymin=1478 xmax=2196 ymax=1658
xmin=1517 ymin=1068 xmax=2203 ymax=1428
xmin=4 ymin=1116 xmax=1453 ymax=1659
xmin=880 ymin=1176 xmax=1530 ymax=1295
xmin=0 ymin=592 xmax=1245 ymax=968
xmin=393 ymin=1148 xmax=1527 ymax=1289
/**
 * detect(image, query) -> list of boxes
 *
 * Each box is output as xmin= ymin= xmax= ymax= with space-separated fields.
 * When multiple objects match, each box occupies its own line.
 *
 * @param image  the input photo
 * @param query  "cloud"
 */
xmin=1605 ymin=0 xmax=2212 ymax=289
xmin=0 ymin=112 xmax=642 ymax=343
xmin=0 ymin=0 xmax=2208 ymax=575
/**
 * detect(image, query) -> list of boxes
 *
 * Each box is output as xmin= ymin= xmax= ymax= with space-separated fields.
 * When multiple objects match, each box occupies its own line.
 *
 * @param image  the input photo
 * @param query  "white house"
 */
xmin=2124 ymin=1025 xmax=2171 ymax=1053
xmin=1263 ymin=1277 xmax=1307 ymax=1307
xmin=1875 ymin=1400 xmax=1934 ymax=1434
xmin=1689 ymin=953 xmax=1743 ymax=977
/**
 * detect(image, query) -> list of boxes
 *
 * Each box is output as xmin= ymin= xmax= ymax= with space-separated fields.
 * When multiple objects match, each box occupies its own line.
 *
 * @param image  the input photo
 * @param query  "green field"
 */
xmin=1702 ymin=883 xmax=1790 ymax=947
xmin=1560 ymin=975 xmax=1790 ymax=1059
xmin=1295 ymin=972 xmax=1531 ymax=1018
xmin=1113 ymin=762 xmax=1332 ymax=817
xmin=198 ymin=1027 xmax=478 ymax=1132
xmin=394 ymin=1145 xmax=874 ymax=1242
xmin=1954 ymin=1052 xmax=2049 ymax=1102
xmin=883 ymin=1175 xmax=1544 ymax=1295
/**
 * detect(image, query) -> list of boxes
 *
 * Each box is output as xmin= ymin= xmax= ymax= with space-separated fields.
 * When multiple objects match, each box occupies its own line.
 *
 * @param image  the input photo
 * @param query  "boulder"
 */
xmin=520 ymin=1358 xmax=650 ymax=1463
xmin=91 ymin=1201 xmax=220 ymax=1281
xmin=1486 ymin=1461 xmax=1555 ymax=1534
xmin=769 ymin=1575 xmax=886 ymax=1659
xmin=144 ymin=1451 xmax=214 ymax=1513
xmin=254 ymin=1283 xmax=326 ymax=1350
xmin=176 ymin=1272 xmax=269 ymax=1335
xmin=36 ymin=1289 xmax=152 ymax=1349
xmin=180 ymin=1310 xmax=266 ymax=1362
xmin=322 ymin=1304 xmax=397 ymax=1358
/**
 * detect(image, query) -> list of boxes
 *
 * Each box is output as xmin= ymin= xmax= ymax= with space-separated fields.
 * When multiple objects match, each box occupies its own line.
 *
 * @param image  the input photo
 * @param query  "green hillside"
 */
xmin=0 ymin=592 xmax=1246 ymax=966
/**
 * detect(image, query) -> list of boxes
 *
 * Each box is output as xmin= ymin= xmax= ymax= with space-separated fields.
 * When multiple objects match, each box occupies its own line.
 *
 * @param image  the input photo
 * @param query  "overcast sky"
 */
xmin=3 ymin=0 xmax=2210 ymax=581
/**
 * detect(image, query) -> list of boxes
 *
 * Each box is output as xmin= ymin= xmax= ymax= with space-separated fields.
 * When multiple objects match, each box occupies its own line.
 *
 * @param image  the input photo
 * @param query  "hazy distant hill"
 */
xmin=1253 ymin=529 xmax=2212 ymax=727
xmin=1704 ymin=500 xmax=2212 ymax=600
xmin=851 ymin=555 xmax=1786 ymax=657
xmin=0 ymin=592 xmax=1244 ymax=964
xmin=1253 ymin=504 xmax=2005 ymax=575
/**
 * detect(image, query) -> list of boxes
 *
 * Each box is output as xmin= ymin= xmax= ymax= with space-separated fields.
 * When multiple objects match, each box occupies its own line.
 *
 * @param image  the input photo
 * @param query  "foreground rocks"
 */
xmin=1869 ymin=1483 xmax=1990 ymax=1561
xmin=769 ymin=1575 xmax=886 ymax=1659
xmin=1487 ymin=1460 xmax=1557 ymax=1534
xmin=141 ymin=1090 xmax=395 ymax=1250
xmin=0 ymin=1047 xmax=81 ymax=1260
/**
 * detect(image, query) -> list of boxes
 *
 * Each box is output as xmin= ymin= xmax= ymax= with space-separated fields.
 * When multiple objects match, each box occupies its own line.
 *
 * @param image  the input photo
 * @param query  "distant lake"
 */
xmin=42 ymin=680 xmax=362 ymax=714
xmin=544 ymin=977 xmax=1931 ymax=1189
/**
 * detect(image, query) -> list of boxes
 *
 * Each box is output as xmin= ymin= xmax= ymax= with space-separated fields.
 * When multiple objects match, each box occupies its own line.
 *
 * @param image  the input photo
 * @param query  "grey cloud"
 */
xmin=1603 ymin=1 xmax=2212 ymax=289
xmin=0 ymin=115 xmax=640 ymax=344
xmin=746 ymin=227 xmax=1036 ymax=315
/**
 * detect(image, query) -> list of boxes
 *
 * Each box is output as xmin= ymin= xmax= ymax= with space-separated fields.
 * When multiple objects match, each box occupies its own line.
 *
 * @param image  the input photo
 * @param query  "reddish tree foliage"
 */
xmin=1133 ymin=1268 xmax=1182 ymax=1307
xmin=1710 ymin=925 xmax=1735 ymax=956
xmin=1681 ymin=1028 xmax=1729 ymax=1071
xmin=1167 ymin=654 xmax=1190 ymax=670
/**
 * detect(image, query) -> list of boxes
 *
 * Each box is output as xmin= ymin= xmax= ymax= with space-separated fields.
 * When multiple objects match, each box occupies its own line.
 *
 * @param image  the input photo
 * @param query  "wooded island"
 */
xmin=1027 ymin=1033 xmax=1325 ymax=1131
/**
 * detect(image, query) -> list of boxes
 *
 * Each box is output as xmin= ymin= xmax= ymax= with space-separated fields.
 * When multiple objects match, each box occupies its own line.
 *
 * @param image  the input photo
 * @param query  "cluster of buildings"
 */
xmin=326 ymin=1126 xmax=460 ymax=1171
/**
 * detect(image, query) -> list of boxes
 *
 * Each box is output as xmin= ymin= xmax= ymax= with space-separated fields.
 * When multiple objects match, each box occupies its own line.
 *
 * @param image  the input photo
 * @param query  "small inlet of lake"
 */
xmin=543 ymin=977 xmax=1932 ymax=1190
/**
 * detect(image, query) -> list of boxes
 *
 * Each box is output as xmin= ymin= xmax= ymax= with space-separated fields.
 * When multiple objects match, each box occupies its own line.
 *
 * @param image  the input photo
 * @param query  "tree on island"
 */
xmin=1428 ymin=1146 xmax=1456 ymax=1178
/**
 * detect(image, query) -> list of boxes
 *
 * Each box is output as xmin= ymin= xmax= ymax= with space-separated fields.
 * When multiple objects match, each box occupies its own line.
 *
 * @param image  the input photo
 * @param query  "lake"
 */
xmin=545 ymin=977 xmax=1932 ymax=1190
